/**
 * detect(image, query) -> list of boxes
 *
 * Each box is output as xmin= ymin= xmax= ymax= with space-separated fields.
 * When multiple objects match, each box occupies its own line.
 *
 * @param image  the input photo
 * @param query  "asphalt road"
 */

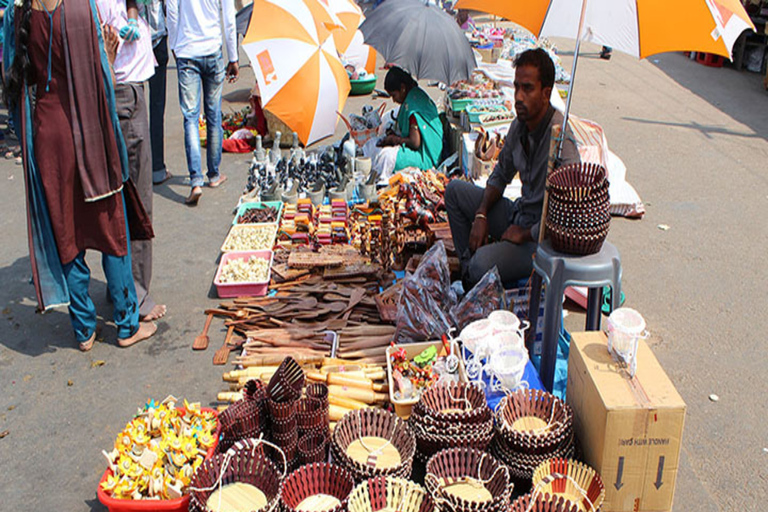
xmin=0 ymin=42 xmax=766 ymax=511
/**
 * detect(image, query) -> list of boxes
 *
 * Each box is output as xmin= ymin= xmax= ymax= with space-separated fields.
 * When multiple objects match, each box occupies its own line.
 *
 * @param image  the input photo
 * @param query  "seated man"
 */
xmin=445 ymin=48 xmax=580 ymax=289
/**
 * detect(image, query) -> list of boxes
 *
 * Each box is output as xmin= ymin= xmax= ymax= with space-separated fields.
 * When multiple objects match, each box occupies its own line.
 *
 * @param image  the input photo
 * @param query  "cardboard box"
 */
xmin=567 ymin=332 xmax=686 ymax=512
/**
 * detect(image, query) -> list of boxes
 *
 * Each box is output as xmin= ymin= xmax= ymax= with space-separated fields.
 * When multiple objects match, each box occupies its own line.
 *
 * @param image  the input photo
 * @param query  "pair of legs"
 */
xmin=114 ymin=82 xmax=166 ymax=322
xmin=177 ymin=51 xmax=227 ymax=204
xmin=62 ymin=251 xmax=156 ymax=350
xmin=445 ymin=180 xmax=537 ymax=289
xmin=148 ymin=36 xmax=170 ymax=184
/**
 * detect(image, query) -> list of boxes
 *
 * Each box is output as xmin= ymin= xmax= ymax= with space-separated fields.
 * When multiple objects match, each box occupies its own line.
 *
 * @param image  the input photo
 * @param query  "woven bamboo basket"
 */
xmin=412 ymin=383 xmax=490 ymax=425
xmin=546 ymin=163 xmax=608 ymax=197
xmin=267 ymin=357 xmax=305 ymax=403
xmin=297 ymin=396 xmax=329 ymax=434
xmin=424 ymin=447 xmax=511 ymax=512
xmin=189 ymin=438 xmax=285 ymax=512
xmin=508 ymin=493 xmax=582 ymax=512
xmin=347 ymin=477 xmax=435 ymax=512
xmin=332 ymin=408 xmax=416 ymax=482
xmin=491 ymin=436 xmax=575 ymax=481
xmin=279 ymin=463 xmax=354 ymax=512
xmin=495 ymin=390 xmax=573 ymax=448
xmin=306 ymin=383 xmax=329 ymax=407
xmin=410 ymin=383 xmax=493 ymax=462
xmin=268 ymin=396 xmax=299 ymax=421
xmin=546 ymin=222 xmax=610 ymax=256
xmin=218 ymin=379 xmax=269 ymax=453
xmin=298 ymin=431 xmax=328 ymax=465
xmin=531 ymin=459 xmax=605 ymax=512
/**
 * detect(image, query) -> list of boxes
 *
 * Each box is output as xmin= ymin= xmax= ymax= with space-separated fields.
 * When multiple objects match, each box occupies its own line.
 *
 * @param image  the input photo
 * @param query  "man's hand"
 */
xmin=119 ymin=18 xmax=141 ymax=42
xmin=227 ymin=62 xmax=240 ymax=83
xmin=501 ymin=224 xmax=532 ymax=244
xmin=377 ymin=134 xmax=400 ymax=147
xmin=469 ymin=215 xmax=489 ymax=253
xmin=103 ymin=24 xmax=120 ymax=65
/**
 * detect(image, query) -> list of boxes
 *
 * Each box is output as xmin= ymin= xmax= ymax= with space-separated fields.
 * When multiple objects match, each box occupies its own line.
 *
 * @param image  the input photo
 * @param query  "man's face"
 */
xmin=513 ymin=65 xmax=551 ymax=125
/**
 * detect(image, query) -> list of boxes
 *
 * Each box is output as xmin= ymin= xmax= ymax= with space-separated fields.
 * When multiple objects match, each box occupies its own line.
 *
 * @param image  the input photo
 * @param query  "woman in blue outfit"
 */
xmin=4 ymin=0 xmax=156 ymax=350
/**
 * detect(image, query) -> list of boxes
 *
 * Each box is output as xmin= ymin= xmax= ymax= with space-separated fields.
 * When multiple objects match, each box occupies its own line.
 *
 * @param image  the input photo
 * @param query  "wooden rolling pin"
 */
xmin=329 ymin=404 xmax=354 ymax=422
xmin=329 ymin=395 xmax=370 ymax=410
xmin=328 ymin=384 xmax=387 ymax=405
xmin=217 ymin=391 xmax=243 ymax=403
xmin=223 ymin=367 xmax=280 ymax=382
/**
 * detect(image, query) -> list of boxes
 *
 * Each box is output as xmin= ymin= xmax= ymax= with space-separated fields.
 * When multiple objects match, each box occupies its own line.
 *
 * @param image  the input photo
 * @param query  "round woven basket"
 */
xmin=509 ymin=493 xmax=582 ymax=512
xmin=297 ymin=396 xmax=329 ymax=434
xmin=531 ymin=458 xmax=605 ymax=512
xmin=410 ymin=383 xmax=493 ymax=462
xmin=298 ymin=431 xmax=328 ymax=465
xmin=306 ymin=383 xmax=329 ymax=407
xmin=267 ymin=357 xmax=305 ymax=403
xmin=546 ymin=221 xmax=610 ymax=256
xmin=332 ymin=408 xmax=416 ymax=482
xmin=413 ymin=383 xmax=490 ymax=425
xmin=547 ymin=163 xmax=608 ymax=197
xmin=218 ymin=379 xmax=269 ymax=453
xmin=268 ymin=396 xmax=299 ymax=421
xmin=347 ymin=477 xmax=435 ymax=512
xmin=189 ymin=439 xmax=285 ymax=512
xmin=279 ymin=462 xmax=354 ymax=512
xmin=425 ymin=447 xmax=511 ymax=512
xmin=496 ymin=390 xmax=572 ymax=443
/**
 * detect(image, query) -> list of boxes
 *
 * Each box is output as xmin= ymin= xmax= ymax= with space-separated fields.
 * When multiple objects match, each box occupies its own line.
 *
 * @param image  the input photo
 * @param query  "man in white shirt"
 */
xmin=97 ymin=0 xmax=167 ymax=322
xmin=166 ymin=0 xmax=239 ymax=205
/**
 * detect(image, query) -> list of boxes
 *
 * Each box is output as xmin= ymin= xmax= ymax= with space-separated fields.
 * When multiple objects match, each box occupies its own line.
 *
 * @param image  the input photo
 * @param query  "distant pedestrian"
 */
xmin=140 ymin=0 xmax=172 ymax=185
xmin=167 ymin=0 xmax=239 ymax=206
xmin=97 ymin=0 xmax=167 ymax=323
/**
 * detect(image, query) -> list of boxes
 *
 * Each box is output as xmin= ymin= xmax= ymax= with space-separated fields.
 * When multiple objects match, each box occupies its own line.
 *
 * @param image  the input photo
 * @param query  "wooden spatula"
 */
xmin=193 ymin=313 xmax=213 ymax=350
xmin=213 ymin=325 xmax=235 ymax=365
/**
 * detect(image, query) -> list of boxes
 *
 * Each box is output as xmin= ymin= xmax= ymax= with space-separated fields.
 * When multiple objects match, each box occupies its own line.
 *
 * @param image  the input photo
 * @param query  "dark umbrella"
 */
xmin=360 ymin=0 xmax=476 ymax=84
xmin=236 ymin=3 xmax=253 ymax=37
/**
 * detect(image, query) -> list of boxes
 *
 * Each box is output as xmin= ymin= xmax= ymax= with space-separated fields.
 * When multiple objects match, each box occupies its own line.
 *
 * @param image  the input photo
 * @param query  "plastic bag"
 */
xmin=395 ymin=277 xmax=452 ymax=343
xmin=450 ymin=266 xmax=506 ymax=330
xmin=410 ymin=240 xmax=456 ymax=310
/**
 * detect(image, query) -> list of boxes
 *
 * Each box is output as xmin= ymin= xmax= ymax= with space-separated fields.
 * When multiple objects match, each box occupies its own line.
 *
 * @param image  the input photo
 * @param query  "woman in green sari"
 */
xmin=370 ymin=67 xmax=443 ymax=177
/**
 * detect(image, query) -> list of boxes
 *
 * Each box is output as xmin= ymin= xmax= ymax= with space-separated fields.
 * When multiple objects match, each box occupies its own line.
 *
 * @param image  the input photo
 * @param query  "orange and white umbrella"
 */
xmin=343 ymin=29 xmax=377 ymax=75
xmin=324 ymin=0 xmax=364 ymax=53
xmin=455 ymin=0 xmax=753 ymax=59
xmin=243 ymin=0 xmax=351 ymax=145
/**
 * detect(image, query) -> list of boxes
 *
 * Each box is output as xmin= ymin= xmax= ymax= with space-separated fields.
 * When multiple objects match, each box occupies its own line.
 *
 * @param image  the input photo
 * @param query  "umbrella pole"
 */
xmin=555 ymin=0 xmax=589 ymax=161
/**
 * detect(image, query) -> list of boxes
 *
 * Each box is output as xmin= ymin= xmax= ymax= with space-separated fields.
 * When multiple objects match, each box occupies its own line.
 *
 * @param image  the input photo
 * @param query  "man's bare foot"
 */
xmin=79 ymin=331 xmax=97 ymax=352
xmin=118 ymin=321 xmax=157 ymax=348
xmin=185 ymin=186 xmax=203 ymax=205
xmin=141 ymin=304 xmax=167 ymax=322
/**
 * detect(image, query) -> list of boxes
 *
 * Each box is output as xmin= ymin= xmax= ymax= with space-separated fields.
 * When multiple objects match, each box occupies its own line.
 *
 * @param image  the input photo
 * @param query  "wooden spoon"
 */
xmin=193 ymin=313 xmax=213 ymax=350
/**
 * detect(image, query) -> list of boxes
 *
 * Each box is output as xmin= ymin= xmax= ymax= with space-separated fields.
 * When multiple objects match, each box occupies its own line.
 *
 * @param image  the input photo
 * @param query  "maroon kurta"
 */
xmin=29 ymin=7 xmax=127 ymax=265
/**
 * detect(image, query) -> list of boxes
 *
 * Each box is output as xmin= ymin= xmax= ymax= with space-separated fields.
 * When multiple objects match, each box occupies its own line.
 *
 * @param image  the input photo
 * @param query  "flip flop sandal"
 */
xmin=601 ymin=286 xmax=626 ymax=315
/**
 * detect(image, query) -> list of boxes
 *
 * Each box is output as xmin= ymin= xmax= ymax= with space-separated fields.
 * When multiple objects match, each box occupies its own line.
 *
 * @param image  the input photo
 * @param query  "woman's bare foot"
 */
xmin=118 ymin=321 xmax=157 ymax=348
xmin=79 ymin=331 xmax=97 ymax=352
xmin=141 ymin=304 xmax=167 ymax=322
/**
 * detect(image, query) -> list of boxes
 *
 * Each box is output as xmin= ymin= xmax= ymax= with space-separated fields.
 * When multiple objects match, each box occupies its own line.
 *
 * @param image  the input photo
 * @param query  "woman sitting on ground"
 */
xmin=367 ymin=66 xmax=444 ymax=178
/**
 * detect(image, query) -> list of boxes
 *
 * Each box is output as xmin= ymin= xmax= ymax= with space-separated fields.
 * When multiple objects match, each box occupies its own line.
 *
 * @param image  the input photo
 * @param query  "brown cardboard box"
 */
xmin=567 ymin=332 xmax=686 ymax=512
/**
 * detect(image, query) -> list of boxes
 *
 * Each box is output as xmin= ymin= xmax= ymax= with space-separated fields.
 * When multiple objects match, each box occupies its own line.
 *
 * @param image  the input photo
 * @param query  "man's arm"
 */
xmin=165 ymin=0 xmax=178 ymax=57
xmin=221 ymin=0 xmax=238 ymax=81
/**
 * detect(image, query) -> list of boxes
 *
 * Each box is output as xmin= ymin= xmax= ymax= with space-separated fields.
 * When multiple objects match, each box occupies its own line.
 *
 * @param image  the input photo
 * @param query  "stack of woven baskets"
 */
xmin=409 ymin=383 xmax=494 ymax=463
xmin=510 ymin=458 xmax=606 ymax=512
xmin=425 ymin=447 xmax=512 ymax=512
xmin=546 ymin=162 xmax=610 ymax=255
xmin=279 ymin=462 xmax=355 ymax=512
xmin=216 ymin=379 xmax=269 ymax=454
xmin=491 ymin=389 xmax=575 ymax=481
xmin=331 ymin=408 xmax=416 ymax=482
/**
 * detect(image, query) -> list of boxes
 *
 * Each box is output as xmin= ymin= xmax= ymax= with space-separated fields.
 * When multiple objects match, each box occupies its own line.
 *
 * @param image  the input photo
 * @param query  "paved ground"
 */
xmin=0 ymin=40 xmax=766 ymax=511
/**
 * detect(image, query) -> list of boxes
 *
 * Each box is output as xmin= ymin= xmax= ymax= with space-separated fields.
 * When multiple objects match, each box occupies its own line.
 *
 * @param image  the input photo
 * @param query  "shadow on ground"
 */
xmin=0 ymin=256 xmax=120 ymax=357
xmin=652 ymin=53 xmax=768 ymax=141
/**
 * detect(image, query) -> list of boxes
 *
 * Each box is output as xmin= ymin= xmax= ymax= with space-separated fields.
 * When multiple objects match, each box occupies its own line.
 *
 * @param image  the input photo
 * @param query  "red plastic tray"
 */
xmin=214 ymin=250 xmax=274 ymax=298
xmin=97 ymin=408 xmax=219 ymax=512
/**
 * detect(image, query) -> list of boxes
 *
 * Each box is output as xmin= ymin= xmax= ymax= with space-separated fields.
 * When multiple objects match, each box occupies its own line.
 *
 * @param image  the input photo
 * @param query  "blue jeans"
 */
xmin=177 ymin=51 xmax=225 ymax=188
xmin=149 ymin=36 xmax=169 ymax=183
xmin=62 ymin=251 xmax=139 ymax=343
